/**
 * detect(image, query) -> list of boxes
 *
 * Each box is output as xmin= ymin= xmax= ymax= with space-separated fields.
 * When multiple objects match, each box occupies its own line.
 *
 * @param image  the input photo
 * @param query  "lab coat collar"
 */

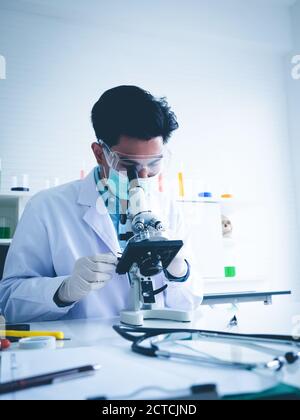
xmin=77 ymin=169 xmax=99 ymax=208
xmin=77 ymin=169 xmax=121 ymax=255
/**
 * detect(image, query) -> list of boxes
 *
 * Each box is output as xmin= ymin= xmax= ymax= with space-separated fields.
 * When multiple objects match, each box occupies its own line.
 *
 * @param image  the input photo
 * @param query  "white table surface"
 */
xmin=1 ymin=297 xmax=300 ymax=400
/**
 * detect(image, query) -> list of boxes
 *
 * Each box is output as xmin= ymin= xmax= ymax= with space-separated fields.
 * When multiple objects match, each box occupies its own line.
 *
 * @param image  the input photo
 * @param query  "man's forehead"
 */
xmin=113 ymin=136 xmax=163 ymax=155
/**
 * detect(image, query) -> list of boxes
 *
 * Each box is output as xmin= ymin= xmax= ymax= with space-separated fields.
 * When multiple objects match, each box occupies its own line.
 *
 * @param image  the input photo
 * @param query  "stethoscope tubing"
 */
xmin=113 ymin=325 xmax=300 ymax=372
xmin=114 ymin=325 xmax=300 ymax=347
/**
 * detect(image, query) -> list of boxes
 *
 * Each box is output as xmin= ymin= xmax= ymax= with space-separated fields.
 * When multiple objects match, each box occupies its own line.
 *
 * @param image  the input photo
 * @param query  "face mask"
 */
xmin=105 ymin=167 xmax=128 ymax=200
xmin=106 ymin=167 xmax=160 ymax=200
xmin=137 ymin=175 xmax=160 ymax=196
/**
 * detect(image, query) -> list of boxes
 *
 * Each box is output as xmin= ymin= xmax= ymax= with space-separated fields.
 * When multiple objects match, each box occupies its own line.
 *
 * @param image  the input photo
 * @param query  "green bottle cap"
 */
xmin=225 ymin=266 xmax=236 ymax=278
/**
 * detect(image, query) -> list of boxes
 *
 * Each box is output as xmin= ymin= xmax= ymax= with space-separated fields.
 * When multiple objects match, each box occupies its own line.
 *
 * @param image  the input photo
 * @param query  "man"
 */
xmin=0 ymin=86 xmax=202 ymax=323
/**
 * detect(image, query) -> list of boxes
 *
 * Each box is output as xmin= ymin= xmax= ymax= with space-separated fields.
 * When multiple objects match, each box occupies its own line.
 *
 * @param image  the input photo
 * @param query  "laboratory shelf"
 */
xmin=0 ymin=239 xmax=11 ymax=245
xmin=0 ymin=193 xmax=31 ymax=243
xmin=0 ymin=191 xmax=31 ymax=199
xmin=202 ymin=290 xmax=291 ymax=306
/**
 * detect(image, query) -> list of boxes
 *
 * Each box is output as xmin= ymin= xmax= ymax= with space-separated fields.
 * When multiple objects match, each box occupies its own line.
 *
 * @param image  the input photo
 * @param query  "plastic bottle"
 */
xmin=22 ymin=174 xmax=30 ymax=191
xmin=11 ymin=176 xmax=18 ymax=190
xmin=10 ymin=175 xmax=30 ymax=192
xmin=178 ymin=171 xmax=185 ymax=200
xmin=198 ymin=183 xmax=214 ymax=202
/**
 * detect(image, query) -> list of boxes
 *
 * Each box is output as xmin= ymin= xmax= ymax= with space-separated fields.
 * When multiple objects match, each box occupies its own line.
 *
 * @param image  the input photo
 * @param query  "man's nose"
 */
xmin=138 ymin=167 xmax=149 ymax=178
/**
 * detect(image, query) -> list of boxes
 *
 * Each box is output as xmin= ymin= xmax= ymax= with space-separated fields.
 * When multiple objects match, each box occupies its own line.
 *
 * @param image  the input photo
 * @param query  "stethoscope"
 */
xmin=113 ymin=325 xmax=300 ymax=372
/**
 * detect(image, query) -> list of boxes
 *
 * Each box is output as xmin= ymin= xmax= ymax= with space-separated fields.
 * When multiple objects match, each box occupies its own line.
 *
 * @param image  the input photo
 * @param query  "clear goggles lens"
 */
xmin=99 ymin=141 xmax=170 ymax=176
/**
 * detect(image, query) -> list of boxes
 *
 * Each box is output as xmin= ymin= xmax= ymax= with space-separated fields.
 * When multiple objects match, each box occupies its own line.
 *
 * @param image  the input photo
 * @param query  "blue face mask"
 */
xmin=107 ymin=168 xmax=129 ymax=200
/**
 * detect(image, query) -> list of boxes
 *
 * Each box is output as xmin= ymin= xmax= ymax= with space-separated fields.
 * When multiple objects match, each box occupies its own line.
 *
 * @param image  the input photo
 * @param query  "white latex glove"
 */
xmin=58 ymin=253 xmax=118 ymax=303
xmin=166 ymin=248 xmax=188 ymax=279
xmin=163 ymin=229 xmax=189 ymax=279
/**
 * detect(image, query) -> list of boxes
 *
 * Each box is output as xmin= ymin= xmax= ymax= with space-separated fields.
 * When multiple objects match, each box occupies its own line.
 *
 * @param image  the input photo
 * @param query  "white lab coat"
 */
xmin=0 ymin=170 xmax=203 ymax=323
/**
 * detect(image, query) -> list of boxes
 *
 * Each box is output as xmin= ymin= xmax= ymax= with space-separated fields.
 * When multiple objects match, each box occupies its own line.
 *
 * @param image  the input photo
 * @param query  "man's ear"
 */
xmin=91 ymin=142 xmax=104 ymax=165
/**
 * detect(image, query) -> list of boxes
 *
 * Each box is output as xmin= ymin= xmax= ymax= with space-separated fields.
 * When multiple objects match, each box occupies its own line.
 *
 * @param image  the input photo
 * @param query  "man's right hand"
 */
xmin=58 ymin=253 xmax=118 ymax=304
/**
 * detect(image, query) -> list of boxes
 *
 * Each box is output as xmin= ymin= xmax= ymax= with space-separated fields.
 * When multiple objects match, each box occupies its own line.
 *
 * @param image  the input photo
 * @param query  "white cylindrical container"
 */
xmin=10 ymin=175 xmax=30 ymax=192
xmin=11 ymin=176 xmax=18 ymax=190
xmin=22 ymin=174 xmax=30 ymax=190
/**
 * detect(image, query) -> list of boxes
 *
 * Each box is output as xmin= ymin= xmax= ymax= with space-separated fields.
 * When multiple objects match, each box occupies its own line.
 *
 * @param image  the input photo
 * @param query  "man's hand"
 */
xmin=58 ymin=253 xmax=118 ymax=303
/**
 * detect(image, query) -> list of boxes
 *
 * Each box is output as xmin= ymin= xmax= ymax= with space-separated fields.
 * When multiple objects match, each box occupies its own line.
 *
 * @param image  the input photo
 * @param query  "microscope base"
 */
xmin=120 ymin=309 xmax=192 ymax=327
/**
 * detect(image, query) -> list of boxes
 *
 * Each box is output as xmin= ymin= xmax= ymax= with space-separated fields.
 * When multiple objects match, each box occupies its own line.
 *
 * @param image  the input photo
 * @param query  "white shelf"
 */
xmin=0 ymin=191 xmax=32 ymax=199
xmin=177 ymin=199 xmax=219 ymax=204
xmin=204 ymin=276 xmax=263 ymax=283
xmin=0 ymin=193 xmax=31 ymax=208
xmin=0 ymin=239 xmax=12 ymax=245
xmin=0 ymin=194 xmax=31 ymax=241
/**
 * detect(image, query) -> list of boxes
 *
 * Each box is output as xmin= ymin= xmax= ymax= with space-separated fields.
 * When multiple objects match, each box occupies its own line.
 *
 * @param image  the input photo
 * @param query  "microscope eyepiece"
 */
xmin=127 ymin=167 xmax=139 ymax=182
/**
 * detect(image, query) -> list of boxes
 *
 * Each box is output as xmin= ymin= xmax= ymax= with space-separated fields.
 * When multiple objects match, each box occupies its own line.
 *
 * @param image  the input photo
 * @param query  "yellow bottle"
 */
xmin=178 ymin=172 xmax=185 ymax=199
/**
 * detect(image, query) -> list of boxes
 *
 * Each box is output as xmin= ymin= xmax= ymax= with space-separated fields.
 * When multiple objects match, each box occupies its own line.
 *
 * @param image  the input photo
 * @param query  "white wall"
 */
xmin=288 ymin=1 xmax=300 ymax=231
xmin=286 ymin=0 xmax=300 ymax=299
xmin=0 ymin=0 xmax=299 ymax=296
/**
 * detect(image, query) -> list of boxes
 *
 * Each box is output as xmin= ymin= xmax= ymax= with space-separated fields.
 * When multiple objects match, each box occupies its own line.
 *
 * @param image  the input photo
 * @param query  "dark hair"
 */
xmin=91 ymin=85 xmax=179 ymax=146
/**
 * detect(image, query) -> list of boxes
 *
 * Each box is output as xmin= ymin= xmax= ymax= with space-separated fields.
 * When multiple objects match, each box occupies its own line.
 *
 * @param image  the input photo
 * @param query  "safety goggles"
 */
xmin=98 ymin=140 xmax=170 ymax=177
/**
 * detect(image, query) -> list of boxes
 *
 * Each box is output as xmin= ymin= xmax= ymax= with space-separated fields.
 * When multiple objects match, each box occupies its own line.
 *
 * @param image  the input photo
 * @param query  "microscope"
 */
xmin=116 ymin=169 xmax=192 ymax=326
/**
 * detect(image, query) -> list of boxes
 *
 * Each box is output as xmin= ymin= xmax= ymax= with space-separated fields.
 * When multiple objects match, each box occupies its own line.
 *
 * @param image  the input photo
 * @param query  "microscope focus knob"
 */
xmin=155 ymin=222 xmax=164 ymax=231
xmin=134 ymin=221 xmax=145 ymax=232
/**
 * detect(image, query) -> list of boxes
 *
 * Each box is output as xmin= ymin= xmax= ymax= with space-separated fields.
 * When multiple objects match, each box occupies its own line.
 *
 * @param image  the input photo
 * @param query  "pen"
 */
xmin=0 ymin=364 xmax=101 ymax=395
xmin=6 ymin=325 xmax=30 ymax=331
xmin=0 ymin=331 xmax=65 ymax=340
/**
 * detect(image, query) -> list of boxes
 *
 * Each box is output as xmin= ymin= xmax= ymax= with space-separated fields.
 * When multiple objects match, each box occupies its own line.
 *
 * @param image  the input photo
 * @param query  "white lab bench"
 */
xmin=0 ymin=297 xmax=299 ymax=400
